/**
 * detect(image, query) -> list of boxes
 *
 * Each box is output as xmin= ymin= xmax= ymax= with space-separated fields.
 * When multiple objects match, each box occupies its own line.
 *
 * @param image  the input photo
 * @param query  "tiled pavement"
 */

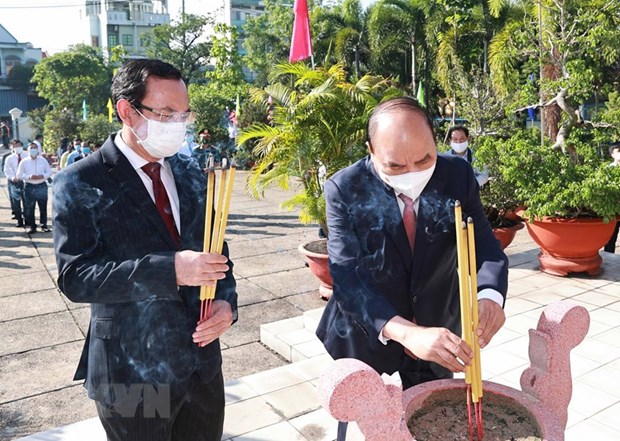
xmin=2 ymin=148 xmax=619 ymax=440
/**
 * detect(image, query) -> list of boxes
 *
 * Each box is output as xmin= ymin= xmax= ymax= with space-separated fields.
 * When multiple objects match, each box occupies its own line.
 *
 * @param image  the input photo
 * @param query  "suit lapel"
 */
xmin=365 ymin=158 xmax=412 ymax=269
xmin=168 ymin=155 xmax=205 ymax=250
xmin=411 ymin=156 xmax=451 ymax=284
xmin=100 ymin=136 xmax=178 ymax=249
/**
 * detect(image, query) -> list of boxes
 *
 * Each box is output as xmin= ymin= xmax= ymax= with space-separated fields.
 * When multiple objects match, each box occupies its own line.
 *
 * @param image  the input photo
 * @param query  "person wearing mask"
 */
xmin=447 ymin=125 xmax=489 ymax=187
xmin=193 ymin=129 xmax=220 ymax=169
xmin=604 ymin=142 xmax=620 ymax=253
xmin=316 ymin=97 xmax=508 ymax=440
xmin=74 ymin=140 xmax=92 ymax=162
xmin=3 ymin=139 xmax=28 ymax=227
xmin=179 ymin=131 xmax=197 ymax=157
xmin=66 ymin=138 xmax=83 ymax=166
xmin=17 ymin=143 xmax=52 ymax=234
xmin=52 ymin=59 xmax=238 ymax=441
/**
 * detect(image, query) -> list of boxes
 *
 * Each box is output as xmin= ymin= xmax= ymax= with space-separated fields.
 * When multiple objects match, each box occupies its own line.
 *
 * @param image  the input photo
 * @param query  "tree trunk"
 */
xmin=542 ymin=62 xmax=561 ymax=141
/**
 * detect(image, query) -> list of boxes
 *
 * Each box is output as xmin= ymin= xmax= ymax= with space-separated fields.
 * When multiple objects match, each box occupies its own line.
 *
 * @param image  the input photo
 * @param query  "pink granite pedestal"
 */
xmin=319 ymin=301 xmax=590 ymax=441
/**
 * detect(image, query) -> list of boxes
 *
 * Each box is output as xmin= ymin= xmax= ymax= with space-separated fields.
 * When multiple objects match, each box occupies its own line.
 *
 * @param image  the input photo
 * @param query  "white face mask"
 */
xmin=29 ymin=149 xmax=39 ymax=158
xmin=451 ymin=141 xmax=469 ymax=154
xmin=613 ymin=152 xmax=620 ymax=161
xmin=14 ymin=146 xmax=23 ymax=154
xmin=131 ymin=111 xmax=187 ymax=158
xmin=378 ymin=163 xmax=436 ymax=201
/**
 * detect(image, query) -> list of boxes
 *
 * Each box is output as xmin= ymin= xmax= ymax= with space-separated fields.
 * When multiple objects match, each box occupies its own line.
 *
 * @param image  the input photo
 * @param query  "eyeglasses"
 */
xmin=134 ymin=103 xmax=195 ymax=123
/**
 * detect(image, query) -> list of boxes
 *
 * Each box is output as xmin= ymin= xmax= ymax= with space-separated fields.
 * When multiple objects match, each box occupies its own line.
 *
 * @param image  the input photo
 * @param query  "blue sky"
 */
xmin=1 ymin=0 xmax=377 ymax=55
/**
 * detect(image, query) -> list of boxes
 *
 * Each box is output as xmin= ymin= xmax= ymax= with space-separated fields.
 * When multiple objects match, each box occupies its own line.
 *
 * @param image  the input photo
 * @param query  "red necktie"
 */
xmin=17 ymin=154 xmax=21 ymax=164
xmin=399 ymin=194 xmax=417 ymax=251
xmin=141 ymin=163 xmax=180 ymax=247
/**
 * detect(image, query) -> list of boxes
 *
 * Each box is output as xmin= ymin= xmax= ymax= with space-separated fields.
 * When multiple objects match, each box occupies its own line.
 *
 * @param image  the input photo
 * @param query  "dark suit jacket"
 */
xmin=316 ymin=154 xmax=508 ymax=379
xmin=53 ymin=134 xmax=237 ymax=405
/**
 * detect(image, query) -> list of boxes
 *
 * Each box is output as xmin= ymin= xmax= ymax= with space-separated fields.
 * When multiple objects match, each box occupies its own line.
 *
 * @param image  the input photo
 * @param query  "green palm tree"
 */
xmin=238 ymin=63 xmax=401 ymax=236
xmin=313 ymin=0 xmax=369 ymax=79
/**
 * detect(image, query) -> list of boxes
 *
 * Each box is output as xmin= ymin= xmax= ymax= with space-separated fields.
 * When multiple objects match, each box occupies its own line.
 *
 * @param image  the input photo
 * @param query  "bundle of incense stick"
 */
xmin=200 ymin=157 xmax=236 ymax=322
xmin=454 ymin=200 xmax=484 ymax=441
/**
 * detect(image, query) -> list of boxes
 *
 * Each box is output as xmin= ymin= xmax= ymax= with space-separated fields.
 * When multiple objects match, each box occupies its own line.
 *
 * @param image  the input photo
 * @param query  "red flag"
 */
xmin=289 ymin=0 xmax=313 ymax=63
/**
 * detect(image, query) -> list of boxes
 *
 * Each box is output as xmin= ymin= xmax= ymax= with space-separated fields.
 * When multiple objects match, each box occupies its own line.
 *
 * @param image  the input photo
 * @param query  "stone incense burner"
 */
xmin=319 ymin=301 xmax=589 ymax=441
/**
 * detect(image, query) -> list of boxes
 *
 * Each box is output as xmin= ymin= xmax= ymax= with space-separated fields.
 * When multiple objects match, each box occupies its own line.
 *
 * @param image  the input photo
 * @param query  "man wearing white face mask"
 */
xmin=3 ymin=139 xmax=28 ymax=227
xmin=52 ymin=59 xmax=238 ymax=441
xmin=316 ymin=97 xmax=508 ymax=441
xmin=447 ymin=125 xmax=489 ymax=187
xmin=17 ymin=143 xmax=52 ymax=234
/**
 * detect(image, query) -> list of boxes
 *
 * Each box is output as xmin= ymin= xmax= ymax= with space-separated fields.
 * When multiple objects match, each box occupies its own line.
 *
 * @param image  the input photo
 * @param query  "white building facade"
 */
xmin=84 ymin=0 xmax=170 ymax=57
xmin=0 ymin=24 xmax=42 ymax=81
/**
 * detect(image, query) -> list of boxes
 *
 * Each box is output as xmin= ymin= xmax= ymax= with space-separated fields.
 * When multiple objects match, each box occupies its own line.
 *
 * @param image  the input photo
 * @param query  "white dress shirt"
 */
xmin=3 ymin=152 xmax=28 ymax=180
xmin=16 ymin=155 xmax=52 ymax=184
xmin=115 ymin=132 xmax=182 ymax=234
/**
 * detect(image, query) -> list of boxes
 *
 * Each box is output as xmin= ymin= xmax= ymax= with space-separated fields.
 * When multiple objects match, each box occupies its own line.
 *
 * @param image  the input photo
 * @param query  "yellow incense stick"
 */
xmin=200 ymin=163 xmax=216 ymax=302
xmin=467 ymin=217 xmax=483 ymax=402
xmin=204 ymin=161 xmax=236 ymax=301
xmin=454 ymin=202 xmax=472 ymax=385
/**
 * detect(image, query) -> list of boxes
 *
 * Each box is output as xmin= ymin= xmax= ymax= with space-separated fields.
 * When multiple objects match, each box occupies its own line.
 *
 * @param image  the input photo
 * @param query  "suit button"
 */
xmin=412 ymin=296 xmax=418 ymax=304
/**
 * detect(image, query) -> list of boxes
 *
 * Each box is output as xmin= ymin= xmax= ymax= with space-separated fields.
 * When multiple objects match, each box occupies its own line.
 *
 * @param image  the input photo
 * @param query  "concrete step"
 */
xmin=260 ymin=307 xmax=326 ymax=362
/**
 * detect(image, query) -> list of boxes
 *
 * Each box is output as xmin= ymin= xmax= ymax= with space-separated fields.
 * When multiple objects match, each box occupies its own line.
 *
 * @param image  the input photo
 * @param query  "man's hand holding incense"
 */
xmin=383 ymin=315 xmax=473 ymax=373
xmin=476 ymin=299 xmax=505 ymax=349
xmin=193 ymin=300 xmax=233 ymax=347
xmin=175 ymin=250 xmax=229 ymax=286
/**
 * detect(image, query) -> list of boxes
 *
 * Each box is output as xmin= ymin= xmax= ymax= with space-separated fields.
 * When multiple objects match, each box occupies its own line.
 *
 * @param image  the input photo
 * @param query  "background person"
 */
xmin=17 ymin=143 xmax=52 ymax=234
xmin=604 ymin=142 xmax=620 ymax=253
xmin=3 ymin=139 xmax=27 ymax=227
xmin=447 ymin=125 xmax=489 ymax=187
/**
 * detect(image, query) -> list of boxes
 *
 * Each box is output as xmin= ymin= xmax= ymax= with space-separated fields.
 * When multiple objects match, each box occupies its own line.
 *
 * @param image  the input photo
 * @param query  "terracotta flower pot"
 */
xmin=298 ymin=239 xmax=333 ymax=299
xmin=493 ymin=221 xmax=524 ymax=250
xmin=517 ymin=210 xmax=617 ymax=276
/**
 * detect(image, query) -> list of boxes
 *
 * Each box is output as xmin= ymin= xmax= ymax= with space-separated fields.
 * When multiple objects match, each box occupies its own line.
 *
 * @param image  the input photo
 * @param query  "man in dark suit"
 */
xmin=53 ymin=59 xmax=237 ymax=441
xmin=316 ymin=97 xmax=508 ymax=439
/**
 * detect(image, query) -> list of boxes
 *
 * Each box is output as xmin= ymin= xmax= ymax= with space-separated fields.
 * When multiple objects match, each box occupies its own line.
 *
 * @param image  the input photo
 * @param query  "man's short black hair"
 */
xmin=111 ymin=59 xmax=183 ymax=122
xmin=11 ymin=138 xmax=22 ymax=146
xmin=35 ymin=134 xmax=43 ymax=140
xmin=609 ymin=142 xmax=620 ymax=156
xmin=367 ymin=96 xmax=435 ymax=144
xmin=447 ymin=125 xmax=469 ymax=140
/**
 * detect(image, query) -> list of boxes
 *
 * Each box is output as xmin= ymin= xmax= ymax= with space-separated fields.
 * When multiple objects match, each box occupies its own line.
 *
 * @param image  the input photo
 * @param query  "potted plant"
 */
xmin=238 ymin=63 xmax=400 ymax=298
xmin=473 ymin=135 xmax=525 ymax=249
xmin=489 ymin=129 xmax=620 ymax=276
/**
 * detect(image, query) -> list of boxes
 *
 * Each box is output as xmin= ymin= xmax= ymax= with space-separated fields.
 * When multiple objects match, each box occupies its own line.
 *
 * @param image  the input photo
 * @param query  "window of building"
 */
xmin=234 ymin=11 xmax=241 ymax=20
xmin=4 ymin=56 xmax=22 ymax=76
xmin=108 ymin=34 xmax=118 ymax=47
xmin=122 ymin=34 xmax=134 ymax=46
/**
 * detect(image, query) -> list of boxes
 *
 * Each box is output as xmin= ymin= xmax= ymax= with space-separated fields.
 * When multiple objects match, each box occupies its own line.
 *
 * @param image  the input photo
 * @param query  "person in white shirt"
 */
xmin=33 ymin=134 xmax=43 ymax=150
xmin=3 ymin=139 xmax=28 ymax=227
xmin=16 ymin=143 xmax=52 ymax=234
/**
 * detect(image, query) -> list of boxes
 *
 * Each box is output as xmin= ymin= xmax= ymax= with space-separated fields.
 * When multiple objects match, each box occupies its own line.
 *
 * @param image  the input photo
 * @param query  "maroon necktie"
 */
xmin=399 ymin=194 xmax=417 ymax=251
xmin=141 ymin=162 xmax=180 ymax=247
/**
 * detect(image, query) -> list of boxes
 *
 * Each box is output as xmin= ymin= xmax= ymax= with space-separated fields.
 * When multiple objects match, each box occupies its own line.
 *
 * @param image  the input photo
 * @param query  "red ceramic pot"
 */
xmin=298 ymin=239 xmax=333 ymax=299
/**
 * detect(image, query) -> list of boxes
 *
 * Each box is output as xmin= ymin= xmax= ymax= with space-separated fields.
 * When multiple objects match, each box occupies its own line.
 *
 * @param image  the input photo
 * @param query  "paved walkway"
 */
xmin=1 ymin=148 xmax=619 ymax=440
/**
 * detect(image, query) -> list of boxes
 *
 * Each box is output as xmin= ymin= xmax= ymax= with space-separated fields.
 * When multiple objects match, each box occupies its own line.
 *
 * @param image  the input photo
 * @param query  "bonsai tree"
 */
xmin=238 ymin=63 xmax=400 ymax=236
xmin=490 ymin=129 xmax=620 ymax=223
xmin=474 ymin=134 xmax=524 ymax=228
